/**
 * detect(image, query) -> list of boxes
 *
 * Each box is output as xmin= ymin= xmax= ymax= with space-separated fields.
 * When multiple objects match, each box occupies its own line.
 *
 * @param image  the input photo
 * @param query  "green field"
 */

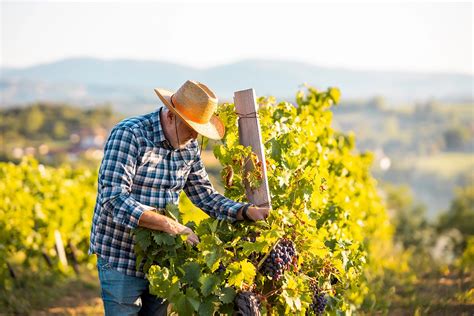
xmin=399 ymin=152 xmax=474 ymax=179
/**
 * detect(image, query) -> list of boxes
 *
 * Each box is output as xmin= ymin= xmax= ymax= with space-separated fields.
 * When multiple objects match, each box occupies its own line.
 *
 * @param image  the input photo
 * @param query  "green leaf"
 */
xmin=148 ymin=265 xmax=175 ymax=298
xmin=165 ymin=203 xmax=181 ymax=222
xmin=198 ymin=298 xmax=216 ymax=316
xmin=269 ymin=138 xmax=282 ymax=161
xmin=143 ymin=257 xmax=154 ymax=273
xmin=182 ymin=262 xmax=201 ymax=288
xmin=175 ymin=292 xmax=194 ymax=315
xmin=324 ymin=238 xmax=337 ymax=250
xmin=152 ymin=232 xmax=176 ymax=246
xmin=185 ymin=287 xmax=201 ymax=312
xmin=199 ymin=250 xmax=215 ymax=269
xmin=134 ymin=228 xmax=151 ymax=251
xmin=241 ymin=240 xmax=268 ymax=256
xmin=218 ymin=287 xmax=236 ymax=304
xmin=135 ymin=253 xmax=144 ymax=270
xmin=199 ymin=274 xmax=220 ymax=296
xmin=210 ymin=219 xmax=219 ymax=234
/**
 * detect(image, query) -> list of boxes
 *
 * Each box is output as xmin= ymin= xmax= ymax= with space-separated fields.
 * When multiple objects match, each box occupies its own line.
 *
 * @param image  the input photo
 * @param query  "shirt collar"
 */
xmin=154 ymin=107 xmax=170 ymax=147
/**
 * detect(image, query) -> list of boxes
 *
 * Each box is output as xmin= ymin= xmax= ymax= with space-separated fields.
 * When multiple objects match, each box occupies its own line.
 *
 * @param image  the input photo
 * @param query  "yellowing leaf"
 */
xmin=226 ymin=260 xmax=256 ymax=289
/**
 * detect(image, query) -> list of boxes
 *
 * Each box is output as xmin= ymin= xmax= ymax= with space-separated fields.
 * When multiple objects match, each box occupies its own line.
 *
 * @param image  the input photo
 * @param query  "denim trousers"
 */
xmin=97 ymin=256 xmax=168 ymax=316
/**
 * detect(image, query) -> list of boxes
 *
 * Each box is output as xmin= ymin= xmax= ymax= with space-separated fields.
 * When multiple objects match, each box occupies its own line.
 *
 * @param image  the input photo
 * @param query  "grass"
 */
xmin=1 ymin=264 xmax=102 ymax=315
xmin=31 ymin=269 xmax=103 ymax=316
xmin=388 ymin=268 xmax=474 ymax=315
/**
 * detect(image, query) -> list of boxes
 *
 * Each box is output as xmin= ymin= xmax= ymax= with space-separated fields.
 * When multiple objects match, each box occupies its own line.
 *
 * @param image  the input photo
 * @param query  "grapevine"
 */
xmin=0 ymin=157 xmax=98 ymax=311
xmin=140 ymin=85 xmax=397 ymax=315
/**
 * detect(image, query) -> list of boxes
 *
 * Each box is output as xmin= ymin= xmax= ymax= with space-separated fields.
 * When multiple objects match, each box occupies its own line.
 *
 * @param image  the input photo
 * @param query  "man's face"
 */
xmin=173 ymin=114 xmax=198 ymax=148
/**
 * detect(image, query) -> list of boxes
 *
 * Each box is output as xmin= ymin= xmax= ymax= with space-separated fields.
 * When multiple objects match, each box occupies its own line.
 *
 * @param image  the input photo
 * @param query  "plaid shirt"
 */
xmin=89 ymin=107 xmax=245 ymax=278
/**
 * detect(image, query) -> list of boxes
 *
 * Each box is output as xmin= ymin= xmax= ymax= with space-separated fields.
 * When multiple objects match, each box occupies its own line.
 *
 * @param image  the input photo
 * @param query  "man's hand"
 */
xmin=247 ymin=206 xmax=270 ymax=221
xmin=138 ymin=210 xmax=200 ymax=246
xmin=237 ymin=205 xmax=270 ymax=221
xmin=179 ymin=226 xmax=200 ymax=246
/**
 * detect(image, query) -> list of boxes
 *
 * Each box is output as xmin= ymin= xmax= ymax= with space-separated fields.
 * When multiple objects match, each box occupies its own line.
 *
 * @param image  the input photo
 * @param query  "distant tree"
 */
xmin=367 ymin=95 xmax=386 ymax=111
xmin=382 ymin=183 xmax=430 ymax=249
xmin=21 ymin=105 xmax=45 ymax=136
xmin=52 ymin=121 xmax=67 ymax=139
xmin=414 ymin=100 xmax=439 ymax=116
xmin=443 ymin=126 xmax=468 ymax=150
xmin=437 ymin=185 xmax=474 ymax=238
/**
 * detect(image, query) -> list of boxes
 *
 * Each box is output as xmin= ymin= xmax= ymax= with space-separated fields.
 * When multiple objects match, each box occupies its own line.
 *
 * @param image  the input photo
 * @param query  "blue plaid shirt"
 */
xmin=89 ymin=107 xmax=245 ymax=278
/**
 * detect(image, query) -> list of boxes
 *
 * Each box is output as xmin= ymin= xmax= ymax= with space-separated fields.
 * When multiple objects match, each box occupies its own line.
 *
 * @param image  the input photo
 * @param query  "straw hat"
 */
xmin=154 ymin=80 xmax=225 ymax=140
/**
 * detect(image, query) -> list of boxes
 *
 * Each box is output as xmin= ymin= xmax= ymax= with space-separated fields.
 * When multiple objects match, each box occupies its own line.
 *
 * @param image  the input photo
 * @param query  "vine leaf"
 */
xmin=219 ymin=287 xmax=236 ymax=304
xmin=200 ymin=274 xmax=220 ymax=296
xmin=134 ymin=228 xmax=151 ymax=251
xmin=152 ymin=232 xmax=175 ymax=246
xmin=226 ymin=260 xmax=256 ymax=288
xmin=182 ymin=262 xmax=201 ymax=288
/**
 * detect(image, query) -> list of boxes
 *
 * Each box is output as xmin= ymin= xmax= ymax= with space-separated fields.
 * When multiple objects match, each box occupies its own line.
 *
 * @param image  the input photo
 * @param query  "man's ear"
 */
xmin=166 ymin=110 xmax=175 ymax=122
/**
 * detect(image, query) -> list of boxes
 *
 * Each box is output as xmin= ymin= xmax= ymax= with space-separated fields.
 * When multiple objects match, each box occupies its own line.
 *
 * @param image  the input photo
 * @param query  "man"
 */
xmin=89 ymin=80 xmax=270 ymax=315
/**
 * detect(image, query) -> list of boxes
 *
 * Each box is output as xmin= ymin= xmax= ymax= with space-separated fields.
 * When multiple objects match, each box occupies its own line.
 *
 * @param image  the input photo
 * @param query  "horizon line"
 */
xmin=2 ymin=56 xmax=473 ymax=77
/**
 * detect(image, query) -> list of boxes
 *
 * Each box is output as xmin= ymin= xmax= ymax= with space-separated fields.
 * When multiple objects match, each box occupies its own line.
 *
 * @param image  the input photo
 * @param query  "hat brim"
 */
xmin=154 ymin=88 xmax=225 ymax=140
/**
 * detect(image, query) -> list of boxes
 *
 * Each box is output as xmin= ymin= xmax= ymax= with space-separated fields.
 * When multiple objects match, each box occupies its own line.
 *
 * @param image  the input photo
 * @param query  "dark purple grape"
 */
xmin=309 ymin=286 xmax=327 ymax=315
xmin=260 ymin=238 xmax=297 ymax=281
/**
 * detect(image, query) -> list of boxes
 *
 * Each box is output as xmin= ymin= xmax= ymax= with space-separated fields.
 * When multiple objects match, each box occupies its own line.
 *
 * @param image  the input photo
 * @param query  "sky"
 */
xmin=1 ymin=1 xmax=472 ymax=74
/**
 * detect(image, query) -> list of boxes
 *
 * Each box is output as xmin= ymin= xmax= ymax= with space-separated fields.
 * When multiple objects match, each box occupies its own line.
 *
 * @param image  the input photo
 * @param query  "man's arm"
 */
xmin=183 ymin=153 xmax=269 ymax=221
xmin=100 ymin=127 xmax=199 ymax=243
xmin=100 ymin=126 xmax=153 ymax=228
xmin=138 ymin=210 xmax=199 ymax=245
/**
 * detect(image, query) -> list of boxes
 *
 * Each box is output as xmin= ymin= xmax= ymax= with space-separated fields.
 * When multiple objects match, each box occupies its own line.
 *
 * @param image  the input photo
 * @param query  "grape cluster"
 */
xmin=309 ymin=286 xmax=327 ymax=315
xmin=234 ymin=291 xmax=261 ymax=316
xmin=260 ymin=238 xmax=297 ymax=280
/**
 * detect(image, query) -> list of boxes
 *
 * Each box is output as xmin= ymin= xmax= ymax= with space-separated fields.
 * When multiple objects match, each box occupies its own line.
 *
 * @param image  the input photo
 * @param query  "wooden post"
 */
xmin=54 ymin=230 xmax=68 ymax=267
xmin=234 ymin=89 xmax=271 ymax=208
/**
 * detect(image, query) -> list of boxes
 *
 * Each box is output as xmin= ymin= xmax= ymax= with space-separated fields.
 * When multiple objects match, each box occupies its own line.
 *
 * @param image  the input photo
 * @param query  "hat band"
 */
xmin=170 ymin=94 xmax=211 ymax=124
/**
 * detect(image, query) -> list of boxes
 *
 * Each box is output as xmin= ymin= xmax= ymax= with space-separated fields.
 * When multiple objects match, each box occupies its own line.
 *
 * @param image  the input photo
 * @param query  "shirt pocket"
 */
xmin=135 ymin=147 xmax=171 ymax=189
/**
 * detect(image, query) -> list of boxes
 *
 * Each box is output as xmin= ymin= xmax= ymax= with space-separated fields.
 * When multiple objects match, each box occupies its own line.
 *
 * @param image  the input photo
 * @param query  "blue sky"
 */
xmin=1 ymin=1 xmax=472 ymax=74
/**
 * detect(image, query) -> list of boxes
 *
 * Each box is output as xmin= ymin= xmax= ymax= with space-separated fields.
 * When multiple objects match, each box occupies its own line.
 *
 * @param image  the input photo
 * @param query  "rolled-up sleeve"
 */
xmin=99 ymin=127 xmax=154 ymax=229
xmin=184 ymin=154 xmax=244 ymax=222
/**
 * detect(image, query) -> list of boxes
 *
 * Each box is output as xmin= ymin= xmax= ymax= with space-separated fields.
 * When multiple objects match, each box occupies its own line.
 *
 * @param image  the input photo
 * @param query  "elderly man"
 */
xmin=89 ymin=80 xmax=270 ymax=315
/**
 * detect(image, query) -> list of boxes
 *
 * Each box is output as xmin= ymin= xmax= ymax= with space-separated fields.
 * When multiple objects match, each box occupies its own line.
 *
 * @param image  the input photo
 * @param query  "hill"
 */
xmin=1 ymin=58 xmax=472 ymax=114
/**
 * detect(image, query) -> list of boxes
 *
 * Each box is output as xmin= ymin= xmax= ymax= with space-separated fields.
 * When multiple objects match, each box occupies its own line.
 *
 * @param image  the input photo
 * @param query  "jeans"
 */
xmin=97 ymin=256 xmax=168 ymax=316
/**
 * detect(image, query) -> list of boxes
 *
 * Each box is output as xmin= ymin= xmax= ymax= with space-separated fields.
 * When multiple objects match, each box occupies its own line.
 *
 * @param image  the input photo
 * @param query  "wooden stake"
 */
xmin=54 ymin=230 xmax=68 ymax=267
xmin=234 ymin=88 xmax=271 ymax=208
